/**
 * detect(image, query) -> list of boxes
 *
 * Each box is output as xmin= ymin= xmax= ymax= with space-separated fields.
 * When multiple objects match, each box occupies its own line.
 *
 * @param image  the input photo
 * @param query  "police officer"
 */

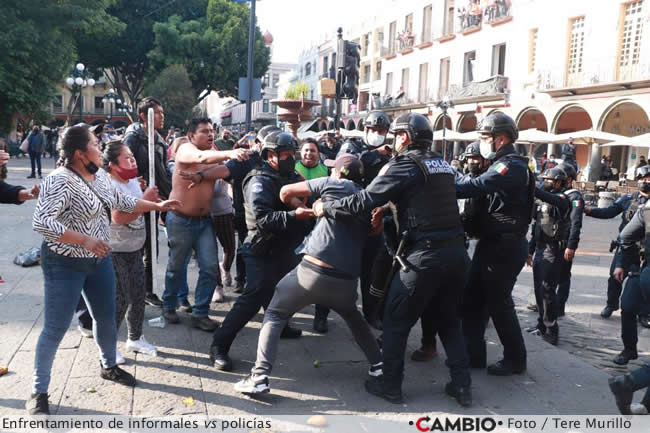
xmin=610 ymin=166 xmax=650 ymax=365
xmin=209 ymin=132 xmax=312 ymax=371
xmin=555 ymin=162 xmax=585 ymax=316
xmin=585 ymin=166 xmax=650 ymax=324
xmin=314 ymin=113 xmax=472 ymax=407
xmin=455 ymin=112 xmax=535 ymax=376
xmin=527 ymin=168 xmax=572 ymax=345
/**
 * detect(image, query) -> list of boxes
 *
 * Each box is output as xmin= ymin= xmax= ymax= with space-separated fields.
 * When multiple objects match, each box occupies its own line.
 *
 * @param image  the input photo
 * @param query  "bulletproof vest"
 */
xmin=461 ymin=173 xmax=485 ymax=238
xmin=624 ymin=192 xmax=645 ymax=226
xmin=242 ymin=164 xmax=292 ymax=234
xmin=391 ymin=149 xmax=461 ymax=234
xmin=643 ymin=203 xmax=650 ymax=262
xmin=536 ymin=192 xmax=571 ymax=243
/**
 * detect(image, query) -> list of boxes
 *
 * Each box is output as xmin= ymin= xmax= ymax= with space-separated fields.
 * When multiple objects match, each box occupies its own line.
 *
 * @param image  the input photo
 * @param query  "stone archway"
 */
xmin=357 ymin=119 xmax=365 ymax=131
xmin=455 ymin=113 xmax=477 ymax=157
xmin=517 ymin=108 xmax=549 ymax=160
xmin=346 ymin=119 xmax=355 ymax=131
xmin=552 ymin=104 xmax=594 ymax=179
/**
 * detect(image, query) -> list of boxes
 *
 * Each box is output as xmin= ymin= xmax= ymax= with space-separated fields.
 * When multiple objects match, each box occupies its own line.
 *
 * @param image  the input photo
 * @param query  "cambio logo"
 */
xmin=409 ymin=416 xmax=500 ymax=432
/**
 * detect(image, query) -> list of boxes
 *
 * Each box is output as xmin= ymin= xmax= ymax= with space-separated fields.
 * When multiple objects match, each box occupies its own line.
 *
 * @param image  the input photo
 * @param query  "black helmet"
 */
xmin=261 ymin=131 xmax=297 ymax=159
xmin=364 ymin=111 xmax=391 ymax=131
xmin=389 ymin=113 xmax=433 ymax=147
xmin=558 ymin=162 xmax=577 ymax=180
xmin=476 ymin=113 xmax=519 ymax=142
xmin=541 ymin=167 xmax=568 ymax=187
xmin=464 ymin=141 xmax=481 ymax=158
xmin=636 ymin=165 xmax=650 ymax=179
xmin=257 ymin=125 xmax=280 ymax=142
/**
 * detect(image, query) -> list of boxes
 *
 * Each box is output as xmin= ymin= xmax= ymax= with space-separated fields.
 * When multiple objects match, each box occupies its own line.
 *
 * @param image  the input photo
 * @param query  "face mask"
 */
xmin=366 ymin=132 xmax=385 ymax=148
xmin=479 ymin=139 xmax=493 ymax=159
xmin=468 ymin=163 xmax=481 ymax=176
xmin=114 ymin=165 xmax=138 ymax=180
xmin=85 ymin=161 xmax=99 ymax=175
xmin=641 ymin=182 xmax=650 ymax=194
xmin=277 ymin=155 xmax=296 ymax=176
xmin=542 ymin=180 xmax=555 ymax=192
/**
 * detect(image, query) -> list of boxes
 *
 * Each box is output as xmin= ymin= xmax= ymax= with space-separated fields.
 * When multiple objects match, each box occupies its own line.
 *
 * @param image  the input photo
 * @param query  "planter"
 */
xmin=271 ymin=98 xmax=321 ymax=138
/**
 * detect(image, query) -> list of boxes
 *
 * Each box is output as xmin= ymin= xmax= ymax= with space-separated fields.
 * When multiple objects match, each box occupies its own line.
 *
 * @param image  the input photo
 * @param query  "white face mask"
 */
xmin=479 ymin=139 xmax=493 ymax=159
xmin=366 ymin=131 xmax=385 ymax=148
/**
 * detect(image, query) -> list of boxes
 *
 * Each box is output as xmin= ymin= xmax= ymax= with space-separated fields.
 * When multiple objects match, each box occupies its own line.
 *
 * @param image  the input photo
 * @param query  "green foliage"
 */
xmin=148 ymin=0 xmax=270 ymax=99
xmin=285 ymin=81 xmax=309 ymax=100
xmin=145 ymin=65 xmax=196 ymax=130
xmin=0 ymin=0 xmax=118 ymax=131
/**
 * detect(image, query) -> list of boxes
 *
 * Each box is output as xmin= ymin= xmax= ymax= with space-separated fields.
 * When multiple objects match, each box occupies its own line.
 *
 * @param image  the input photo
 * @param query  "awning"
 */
xmin=297 ymin=118 xmax=320 ymax=134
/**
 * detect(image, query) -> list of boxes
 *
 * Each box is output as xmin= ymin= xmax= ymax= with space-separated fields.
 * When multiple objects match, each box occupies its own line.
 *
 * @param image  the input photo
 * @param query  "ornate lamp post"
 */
xmin=436 ymin=96 xmax=454 ymax=161
xmin=65 ymin=62 xmax=95 ymax=123
xmin=102 ymin=89 xmax=121 ymax=123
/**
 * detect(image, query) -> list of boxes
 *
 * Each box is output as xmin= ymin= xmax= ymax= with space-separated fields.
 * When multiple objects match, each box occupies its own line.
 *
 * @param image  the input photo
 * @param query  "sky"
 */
xmin=255 ymin=0 xmax=378 ymax=63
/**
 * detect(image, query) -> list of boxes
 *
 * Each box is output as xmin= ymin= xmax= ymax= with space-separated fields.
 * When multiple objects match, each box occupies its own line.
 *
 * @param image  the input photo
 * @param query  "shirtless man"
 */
xmin=162 ymin=118 xmax=248 ymax=331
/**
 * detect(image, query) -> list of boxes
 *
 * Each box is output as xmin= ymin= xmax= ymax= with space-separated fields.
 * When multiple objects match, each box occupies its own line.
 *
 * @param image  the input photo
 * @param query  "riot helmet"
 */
xmin=476 ymin=113 xmax=518 ymax=159
xmin=257 ymin=125 xmax=281 ymax=143
xmin=389 ymin=113 xmax=433 ymax=151
xmin=636 ymin=165 xmax=650 ymax=194
xmin=540 ymin=167 xmax=567 ymax=193
xmin=364 ymin=111 xmax=391 ymax=148
xmin=464 ymin=141 xmax=484 ymax=176
xmin=558 ymin=162 xmax=577 ymax=181
xmin=261 ymin=131 xmax=297 ymax=160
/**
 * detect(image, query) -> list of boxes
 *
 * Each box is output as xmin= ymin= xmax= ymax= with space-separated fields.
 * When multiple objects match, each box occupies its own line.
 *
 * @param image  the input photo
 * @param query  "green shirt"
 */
xmin=214 ymin=139 xmax=233 ymax=151
xmin=295 ymin=162 xmax=329 ymax=180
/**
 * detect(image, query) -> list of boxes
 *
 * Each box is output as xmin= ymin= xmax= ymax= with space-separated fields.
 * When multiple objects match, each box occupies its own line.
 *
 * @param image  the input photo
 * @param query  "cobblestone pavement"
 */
xmin=0 ymin=157 xmax=644 ymax=416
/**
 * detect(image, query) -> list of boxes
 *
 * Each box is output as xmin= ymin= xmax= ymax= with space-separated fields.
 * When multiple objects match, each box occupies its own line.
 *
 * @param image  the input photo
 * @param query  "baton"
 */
xmin=147 ymin=108 xmax=158 ymax=295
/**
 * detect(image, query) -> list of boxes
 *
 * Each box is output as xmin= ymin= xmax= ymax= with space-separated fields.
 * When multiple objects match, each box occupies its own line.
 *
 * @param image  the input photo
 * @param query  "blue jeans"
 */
xmin=33 ymin=243 xmax=118 ymax=394
xmin=163 ymin=212 xmax=218 ymax=317
xmin=176 ymin=255 xmax=191 ymax=302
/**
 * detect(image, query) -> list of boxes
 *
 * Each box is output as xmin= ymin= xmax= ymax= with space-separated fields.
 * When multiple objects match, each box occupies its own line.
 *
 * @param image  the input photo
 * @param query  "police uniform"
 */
xmin=589 ymin=191 xmax=649 ymax=315
xmin=556 ymin=187 xmax=585 ymax=315
xmin=612 ymin=201 xmax=650 ymax=364
xmin=210 ymin=135 xmax=309 ymax=370
xmin=322 ymin=114 xmax=472 ymax=406
xmin=529 ymin=184 xmax=571 ymax=343
xmin=456 ymin=143 xmax=535 ymax=375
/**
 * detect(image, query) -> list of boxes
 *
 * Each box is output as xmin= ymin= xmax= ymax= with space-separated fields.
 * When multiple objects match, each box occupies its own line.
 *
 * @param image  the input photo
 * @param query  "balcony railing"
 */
xmin=457 ymin=1 xmax=512 ymax=32
xmin=396 ymin=30 xmax=415 ymax=53
xmin=537 ymin=57 xmax=650 ymax=90
xmin=448 ymin=75 xmax=509 ymax=101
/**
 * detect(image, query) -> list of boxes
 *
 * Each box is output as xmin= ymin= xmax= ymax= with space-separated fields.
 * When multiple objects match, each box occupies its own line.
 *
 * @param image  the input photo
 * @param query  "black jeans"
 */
xmin=621 ymin=269 xmax=650 ymax=351
xmin=233 ymin=215 xmax=247 ymax=284
xmin=557 ymin=256 xmax=573 ymax=313
xmin=211 ymin=244 xmax=299 ymax=353
xmin=462 ymin=237 xmax=528 ymax=367
xmin=532 ymin=243 xmax=564 ymax=330
xmin=29 ymin=150 xmax=41 ymax=176
xmin=419 ymin=300 xmax=439 ymax=347
xmin=382 ymin=241 xmax=471 ymax=390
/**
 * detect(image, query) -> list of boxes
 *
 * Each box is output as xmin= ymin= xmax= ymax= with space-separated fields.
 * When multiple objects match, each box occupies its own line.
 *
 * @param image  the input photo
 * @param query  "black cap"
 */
xmin=324 ymin=154 xmax=364 ymax=183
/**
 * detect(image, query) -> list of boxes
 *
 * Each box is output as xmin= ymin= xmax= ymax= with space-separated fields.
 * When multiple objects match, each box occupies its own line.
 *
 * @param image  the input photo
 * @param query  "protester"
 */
xmin=210 ymin=178 xmax=236 ymax=302
xmin=28 ymin=125 xmax=179 ymax=415
xmin=295 ymin=138 xmax=328 ymax=180
xmin=103 ymin=139 xmax=159 ymax=364
xmin=0 ymin=149 xmax=39 ymax=204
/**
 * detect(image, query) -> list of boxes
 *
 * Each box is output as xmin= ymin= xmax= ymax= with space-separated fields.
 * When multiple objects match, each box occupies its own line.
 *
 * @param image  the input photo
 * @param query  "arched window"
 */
xmin=305 ymin=63 xmax=312 ymax=76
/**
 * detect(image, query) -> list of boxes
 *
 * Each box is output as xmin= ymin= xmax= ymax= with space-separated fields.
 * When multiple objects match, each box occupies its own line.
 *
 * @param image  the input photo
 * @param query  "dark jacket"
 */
xmin=0 ymin=180 xmax=25 ymax=205
xmin=28 ymin=132 xmax=45 ymax=153
xmin=123 ymin=123 xmax=172 ymax=199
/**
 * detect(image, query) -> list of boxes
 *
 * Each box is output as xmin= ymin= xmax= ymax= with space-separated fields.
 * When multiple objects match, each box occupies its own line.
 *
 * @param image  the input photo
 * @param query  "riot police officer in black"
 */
xmin=314 ymin=113 xmax=472 ymax=407
xmin=527 ymin=168 xmax=572 ymax=345
xmin=455 ymin=113 xmax=535 ymax=376
xmin=586 ymin=167 xmax=650 ymax=325
xmin=209 ymin=132 xmax=312 ymax=371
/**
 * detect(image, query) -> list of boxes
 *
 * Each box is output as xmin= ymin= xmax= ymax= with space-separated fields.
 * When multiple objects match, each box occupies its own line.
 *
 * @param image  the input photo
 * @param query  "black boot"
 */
xmin=445 ymin=382 xmax=472 ymax=407
xmin=601 ymin=305 xmax=616 ymax=318
xmin=364 ymin=376 xmax=403 ymax=404
xmin=209 ymin=345 xmax=233 ymax=371
xmin=487 ymin=359 xmax=526 ymax=376
xmin=608 ymin=375 xmax=636 ymax=415
xmin=542 ymin=323 xmax=559 ymax=346
xmin=280 ymin=324 xmax=302 ymax=339
xmin=613 ymin=348 xmax=638 ymax=365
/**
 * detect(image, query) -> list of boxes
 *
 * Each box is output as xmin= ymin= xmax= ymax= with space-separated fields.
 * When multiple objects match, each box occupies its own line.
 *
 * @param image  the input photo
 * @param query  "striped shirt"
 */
xmin=33 ymin=167 xmax=138 ymax=258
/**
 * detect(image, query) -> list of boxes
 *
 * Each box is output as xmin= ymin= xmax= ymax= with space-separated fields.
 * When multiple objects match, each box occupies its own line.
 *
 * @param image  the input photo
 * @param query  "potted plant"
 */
xmin=271 ymin=81 xmax=320 ymax=138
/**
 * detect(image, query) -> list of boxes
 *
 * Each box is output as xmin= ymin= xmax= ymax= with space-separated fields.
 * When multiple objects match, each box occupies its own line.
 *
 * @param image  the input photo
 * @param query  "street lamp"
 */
xmin=102 ymin=88 xmax=120 ymax=122
xmin=436 ymin=96 xmax=454 ymax=161
xmin=66 ymin=62 xmax=95 ymax=123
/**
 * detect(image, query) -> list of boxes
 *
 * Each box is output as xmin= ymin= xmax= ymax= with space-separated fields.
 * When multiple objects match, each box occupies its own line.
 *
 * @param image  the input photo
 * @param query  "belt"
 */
xmin=172 ymin=210 xmax=211 ymax=220
xmin=413 ymin=236 xmax=465 ymax=249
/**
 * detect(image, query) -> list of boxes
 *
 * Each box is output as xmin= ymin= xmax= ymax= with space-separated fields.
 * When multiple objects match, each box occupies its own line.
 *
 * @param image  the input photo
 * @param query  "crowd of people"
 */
xmin=457 ymin=0 xmax=512 ymax=31
xmin=2 ymin=96 xmax=648 ymax=417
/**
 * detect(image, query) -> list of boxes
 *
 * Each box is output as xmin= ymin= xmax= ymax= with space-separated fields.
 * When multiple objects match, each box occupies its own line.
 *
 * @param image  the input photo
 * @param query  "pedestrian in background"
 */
xmin=27 ymin=125 xmax=45 ymax=179
xmin=210 ymin=178 xmax=236 ymax=302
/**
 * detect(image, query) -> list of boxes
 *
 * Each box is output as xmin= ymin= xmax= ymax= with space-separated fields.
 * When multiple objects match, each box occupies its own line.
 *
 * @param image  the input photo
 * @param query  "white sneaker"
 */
xmin=631 ymin=403 xmax=649 ymax=415
xmin=78 ymin=325 xmax=93 ymax=338
xmin=234 ymin=374 xmax=270 ymax=394
xmin=212 ymin=286 xmax=225 ymax=303
xmin=115 ymin=349 xmax=126 ymax=365
xmin=126 ymin=335 xmax=157 ymax=356
xmin=220 ymin=263 xmax=232 ymax=286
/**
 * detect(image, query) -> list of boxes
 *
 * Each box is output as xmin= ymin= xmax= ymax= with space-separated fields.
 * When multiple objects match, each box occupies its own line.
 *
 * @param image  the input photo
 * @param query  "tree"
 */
xmin=0 ymin=0 xmax=119 ymax=132
xmin=148 ymin=0 xmax=270 ymax=101
xmin=145 ymin=65 xmax=196 ymax=130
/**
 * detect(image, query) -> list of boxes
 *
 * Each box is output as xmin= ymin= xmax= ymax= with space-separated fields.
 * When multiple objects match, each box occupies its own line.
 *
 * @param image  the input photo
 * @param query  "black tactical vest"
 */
xmin=535 ymin=193 xmax=571 ymax=243
xmin=625 ymin=192 xmax=644 ymax=226
xmin=461 ymin=175 xmax=486 ymax=239
xmin=391 ymin=149 xmax=461 ymax=234
xmin=242 ymin=165 xmax=292 ymax=234
xmin=643 ymin=203 xmax=650 ymax=259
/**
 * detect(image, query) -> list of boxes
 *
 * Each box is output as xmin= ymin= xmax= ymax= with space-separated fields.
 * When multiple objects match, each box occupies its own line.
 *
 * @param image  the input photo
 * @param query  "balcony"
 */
xmin=448 ymin=75 xmax=509 ymax=103
xmin=396 ymin=30 xmax=415 ymax=54
xmin=382 ymin=43 xmax=397 ymax=60
xmin=457 ymin=2 xmax=512 ymax=33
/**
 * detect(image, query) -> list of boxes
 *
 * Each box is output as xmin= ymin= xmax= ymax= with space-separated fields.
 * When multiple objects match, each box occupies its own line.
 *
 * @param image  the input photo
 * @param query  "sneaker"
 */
xmin=162 ymin=309 xmax=180 ymax=324
xmin=631 ymin=403 xmax=649 ymax=415
xmin=613 ymin=348 xmax=638 ymax=365
xmin=526 ymin=303 xmax=538 ymax=312
xmin=100 ymin=364 xmax=136 ymax=387
xmin=368 ymin=362 xmax=383 ymax=377
xmin=78 ymin=325 xmax=93 ymax=338
xmin=126 ymin=336 xmax=157 ymax=356
xmin=220 ymin=263 xmax=232 ymax=287
xmin=115 ymin=349 xmax=126 ymax=365
xmin=234 ymin=374 xmax=270 ymax=394
xmin=209 ymin=346 xmax=233 ymax=371
xmin=280 ymin=324 xmax=302 ymax=339
xmin=191 ymin=315 xmax=219 ymax=332
xmin=144 ymin=293 xmax=163 ymax=307
xmin=609 ymin=375 xmax=634 ymax=415
xmin=364 ymin=376 xmax=403 ymax=404
xmin=212 ymin=286 xmax=225 ymax=303
xmin=445 ymin=382 xmax=473 ymax=408
xmin=487 ymin=359 xmax=526 ymax=376
xmin=639 ymin=315 xmax=650 ymax=329
xmin=27 ymin=174 xmax=35 ymax=179
xmin=542 ymin=324 xmax=559 ymax=346
xmin=25 ymin=393 xmax=49 ymax=415
xmin=178 ymin=299 xmax=193 ymax=313
xmin=601 ymin=305 xmax=616 ymax=318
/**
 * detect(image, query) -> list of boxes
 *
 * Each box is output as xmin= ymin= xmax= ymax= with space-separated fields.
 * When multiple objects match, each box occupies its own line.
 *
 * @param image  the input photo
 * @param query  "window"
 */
xmin=305 ymin=63 xmax=312 ymax=76
xmin=363 ymin=33 xmax=370 ymax=57
xmin=405 ymin=13 xmax=414 ymax=33
xmin=52 ymin=95 xmax=63 ymax=113
xmin=375 ymin=61 xmax=382 ymax=81
xmin=386 ymin=72 xmax=393 ymax=95
xmin=418 ymin=63 xmax=429 ymax=102
xmin=389 ymin=21 xmax=397 ymax=54
xmin=94 ymin=96 xmax=104 ymax=114
xmin=567 ymin=17 xmax=585 ymax=78
xmin=272 ymin=74 xmax=279 ymax=88
xmin=491 ymin=43 xmax=506 ymax=76
xmin=464 ymin=51 xmax=476 ymax=84
xmin=263 ymin=99 xmax=269 ymax=112
xmin=439 ymin=57 xmax=450 ymax=98
xmin=401 ymin=67 xmax=410 ymax=98
xmin=529 ymin=29 xmax=538 ymax=73
xmin=422 ymin=5 xmax=433 ymax=43
xmin=619 ymin=0 xmax=644 ymax=79
xmin=264 ymin=72 xmax=270 ymax=87
xmin=363 ymin=64 xmax=371 ymax=83
xmin=332 ymin=53 xmax=336 ymax=70
xmin=322 ymin=56 xmax=329 ymax=76
xmin=375 ymin=28 xmax=384 ymax=53
xmin=443 ymin=0 xmax=455 ymax=36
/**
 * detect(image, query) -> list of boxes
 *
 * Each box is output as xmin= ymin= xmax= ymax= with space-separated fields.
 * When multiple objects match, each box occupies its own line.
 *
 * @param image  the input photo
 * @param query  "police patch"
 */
xmin=251 ymin=183 xmax=263 ymax=193
xmin=423 ymin=158 xmax=454 ymax=175
xmin=572 ymin=200 xmax=582 ymax=208
xmin=492 ymin=162 xmax=508 ymax=176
